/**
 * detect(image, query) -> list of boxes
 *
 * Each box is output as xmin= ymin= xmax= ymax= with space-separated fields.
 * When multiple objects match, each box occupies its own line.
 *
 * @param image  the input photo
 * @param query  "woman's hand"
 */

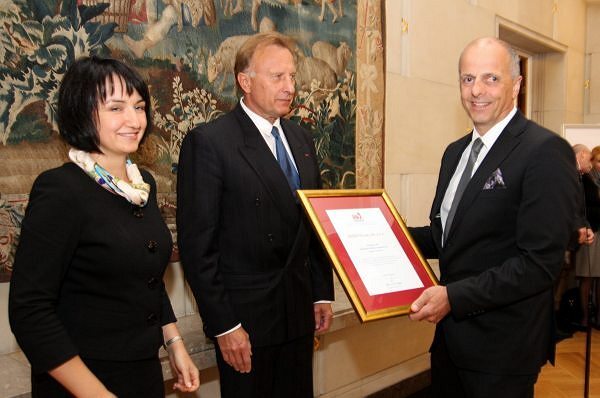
xmin=166 ymin=341 xmax=200 ymax=392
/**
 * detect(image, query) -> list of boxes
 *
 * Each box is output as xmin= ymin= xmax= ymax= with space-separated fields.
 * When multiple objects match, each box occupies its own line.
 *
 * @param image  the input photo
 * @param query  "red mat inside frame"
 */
xmin=308 ymin=195 xmax=436 ymax=313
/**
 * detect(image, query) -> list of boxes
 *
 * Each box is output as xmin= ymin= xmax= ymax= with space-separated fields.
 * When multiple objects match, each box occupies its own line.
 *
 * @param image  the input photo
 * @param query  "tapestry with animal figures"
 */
xmin=0 ymin=0 xmax=385 ymax=281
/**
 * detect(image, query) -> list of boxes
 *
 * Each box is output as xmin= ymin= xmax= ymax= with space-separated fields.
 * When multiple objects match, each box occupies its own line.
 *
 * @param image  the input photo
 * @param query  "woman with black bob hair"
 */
xmin=9 ymin=56 xmax=199 ymax=397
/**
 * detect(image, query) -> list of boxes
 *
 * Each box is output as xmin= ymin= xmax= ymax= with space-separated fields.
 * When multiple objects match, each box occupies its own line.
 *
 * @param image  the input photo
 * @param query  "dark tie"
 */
xmin=271 ymin=126 xmax=300 ymax=192
xmin=444 ymin=138 xmax=484 ymax=243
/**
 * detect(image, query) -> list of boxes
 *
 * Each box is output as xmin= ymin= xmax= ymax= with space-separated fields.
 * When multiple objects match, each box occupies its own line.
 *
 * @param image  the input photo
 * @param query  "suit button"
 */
xmin=148 ymin=277 xmax=159 ymax=289
xmin=132 ymin=207 xmax=144 ymax=218
xmin=267 ymin=233 xmax=274 ymax=242
xmin=147 ymin=240 xmax=157 ymax=252
xmin=147 ymin=313 xmax=157 ymax=324
xmin=255 ymin=197 xmax=261 ymax=207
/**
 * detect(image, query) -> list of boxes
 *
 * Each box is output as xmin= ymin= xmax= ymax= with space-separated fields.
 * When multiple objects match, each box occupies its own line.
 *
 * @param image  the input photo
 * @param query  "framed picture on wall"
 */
xmin=298 ymin=189 xmax=438 ymax=322
xmin=562 ymin=124 xmax=600 ymax=148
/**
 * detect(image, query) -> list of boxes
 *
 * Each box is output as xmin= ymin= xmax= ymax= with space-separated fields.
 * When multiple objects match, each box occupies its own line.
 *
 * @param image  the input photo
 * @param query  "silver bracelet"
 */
xmin=163 ymin=335 xmax=184 ymax=350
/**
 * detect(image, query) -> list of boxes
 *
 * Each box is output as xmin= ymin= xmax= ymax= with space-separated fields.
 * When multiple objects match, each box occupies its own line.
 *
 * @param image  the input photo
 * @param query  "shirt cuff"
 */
xmin=215 ymin=323 xmax=242 ymax=337
xmin=314 ymin=300 xmax=332 ymax=304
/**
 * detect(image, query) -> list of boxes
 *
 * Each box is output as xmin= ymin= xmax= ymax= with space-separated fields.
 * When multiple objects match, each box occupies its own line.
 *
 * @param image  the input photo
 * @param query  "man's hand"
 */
xmin=216 ymin=327 xmax=252 ymax=373
xmin=579 ymin=227 xmax=595 ymax=245
xmin=408 ymin=286 xmax=451 ymax=323
xmin=314 ymin=303 xmax=333 ymax=333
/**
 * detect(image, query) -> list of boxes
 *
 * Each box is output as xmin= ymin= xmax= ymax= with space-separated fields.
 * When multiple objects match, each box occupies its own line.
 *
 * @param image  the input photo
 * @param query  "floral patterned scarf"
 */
xmin=68 ymin=148 xmax=150 ymax=207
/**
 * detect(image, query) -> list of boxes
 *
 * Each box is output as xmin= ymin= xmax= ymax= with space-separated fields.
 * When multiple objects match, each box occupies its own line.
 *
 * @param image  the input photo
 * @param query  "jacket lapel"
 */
xmin=444 ymin=111 xmax=526 ymax=243
xmin=432 ymin=135 xmax=471 ymax=219
xmin=234 ymin=105 xmax=299 ymax=222
xmin=429 ymin=135 xmax=470 ymax=250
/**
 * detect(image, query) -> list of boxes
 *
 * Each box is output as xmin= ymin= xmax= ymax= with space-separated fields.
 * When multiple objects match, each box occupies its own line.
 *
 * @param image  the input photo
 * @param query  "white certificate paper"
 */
xmin=326 ymin=208 xmax=424 ymax=296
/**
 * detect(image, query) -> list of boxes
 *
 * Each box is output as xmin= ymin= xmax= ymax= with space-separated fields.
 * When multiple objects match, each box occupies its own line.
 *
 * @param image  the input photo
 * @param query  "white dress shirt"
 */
xmin=240 ymin=98 xmax=299 ymax=172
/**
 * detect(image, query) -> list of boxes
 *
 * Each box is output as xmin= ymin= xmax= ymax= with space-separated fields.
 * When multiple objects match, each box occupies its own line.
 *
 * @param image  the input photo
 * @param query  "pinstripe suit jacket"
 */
xmin=177 ymin=104 xmax=334 ymax=347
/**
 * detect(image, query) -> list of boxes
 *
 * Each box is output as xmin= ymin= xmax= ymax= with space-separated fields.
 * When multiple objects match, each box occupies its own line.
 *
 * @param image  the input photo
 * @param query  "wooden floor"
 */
xmin=535 ymin=329 xmax=600 ymax=398
xmin=373 ymin=329 xmax=600 ymax=398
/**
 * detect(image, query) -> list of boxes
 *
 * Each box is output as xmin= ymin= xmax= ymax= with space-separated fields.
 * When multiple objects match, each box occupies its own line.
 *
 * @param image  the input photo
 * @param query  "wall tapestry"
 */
xmin=0 ymin=0 xmax=384 ymax=281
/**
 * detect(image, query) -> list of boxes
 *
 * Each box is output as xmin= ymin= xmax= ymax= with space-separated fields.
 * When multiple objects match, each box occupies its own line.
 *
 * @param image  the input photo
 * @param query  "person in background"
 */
xmin=553 ymin=145 xmax=594 ymax=335
xmin=574 ymin=144 xmax=600 ymax=328
xmin=408 ymin=37 xmax=578 ymax=397
xmin=8 ymin=56 xmax=199 ymax=397
xmin=572 ymin=144 xmax=594 ymax=255
xmin=177 ymin=32 xmax=334 ymax=398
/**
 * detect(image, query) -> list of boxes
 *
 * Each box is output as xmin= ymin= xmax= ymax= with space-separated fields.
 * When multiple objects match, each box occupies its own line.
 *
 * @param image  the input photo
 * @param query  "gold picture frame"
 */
xmin=298 ymin=189 xmax=438 ymax=322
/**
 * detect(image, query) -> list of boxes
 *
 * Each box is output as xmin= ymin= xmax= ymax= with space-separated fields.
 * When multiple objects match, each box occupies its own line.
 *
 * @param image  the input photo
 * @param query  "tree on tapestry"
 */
xmin=0 ymin=0 xmax=117 ymax=145
xmin=292 ymin=69 xmax=356 ymax=188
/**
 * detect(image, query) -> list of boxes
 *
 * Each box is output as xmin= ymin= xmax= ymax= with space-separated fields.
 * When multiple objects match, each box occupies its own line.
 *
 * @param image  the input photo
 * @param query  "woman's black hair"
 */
xmin=57 ymin=56 xmax=151 ymax=153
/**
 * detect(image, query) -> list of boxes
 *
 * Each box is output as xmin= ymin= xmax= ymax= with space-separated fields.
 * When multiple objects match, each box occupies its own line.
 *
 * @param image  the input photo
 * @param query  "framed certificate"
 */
xmin=298 ymin=189 xmax=438 ymax=322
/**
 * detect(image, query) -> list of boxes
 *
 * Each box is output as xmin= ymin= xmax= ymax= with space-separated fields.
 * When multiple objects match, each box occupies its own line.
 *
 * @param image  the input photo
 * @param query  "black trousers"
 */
xmin=215 ymin=334 xmax=314 ymax=398
xmin=31 ymin=357 xmax=164 ymax=398
xmin=430 ymin=330 xmax=538 ymax=398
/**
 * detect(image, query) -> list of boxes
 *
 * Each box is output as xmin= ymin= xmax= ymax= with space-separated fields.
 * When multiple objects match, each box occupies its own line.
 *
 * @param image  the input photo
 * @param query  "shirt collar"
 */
xmin=240 ymin=97 xmax=282 ymax=137
xmin=472 ymin=107 xmax=517 ymax=148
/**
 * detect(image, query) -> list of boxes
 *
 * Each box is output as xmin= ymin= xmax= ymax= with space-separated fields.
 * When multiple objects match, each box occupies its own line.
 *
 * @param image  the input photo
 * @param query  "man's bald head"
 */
xmin=573 ymin=144 xmax=592 ymax=173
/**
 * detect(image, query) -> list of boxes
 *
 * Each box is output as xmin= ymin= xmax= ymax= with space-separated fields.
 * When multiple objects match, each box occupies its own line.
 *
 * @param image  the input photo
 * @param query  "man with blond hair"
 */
xmin=177 ymin=32 xmax=334 ymax=397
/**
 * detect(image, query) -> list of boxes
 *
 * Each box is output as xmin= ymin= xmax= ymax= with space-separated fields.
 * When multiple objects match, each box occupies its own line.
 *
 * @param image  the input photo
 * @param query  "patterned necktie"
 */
xmin=271 ymin=126 xmax=300 ymax=192
xmin=444 ymin=138 xmax=484 ymax=243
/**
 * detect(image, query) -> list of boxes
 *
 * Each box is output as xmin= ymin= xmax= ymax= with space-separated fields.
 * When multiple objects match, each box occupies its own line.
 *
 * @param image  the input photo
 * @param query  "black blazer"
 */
xmin=582 ymin=173 xmax=600 ymax=231
xmin=177 ymin=104 xmax=334 ymax=347
xmin=410 ymin=111 xmax=579 ymax=374
xmin=9 ymin=163 xmax=175 ymax=374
